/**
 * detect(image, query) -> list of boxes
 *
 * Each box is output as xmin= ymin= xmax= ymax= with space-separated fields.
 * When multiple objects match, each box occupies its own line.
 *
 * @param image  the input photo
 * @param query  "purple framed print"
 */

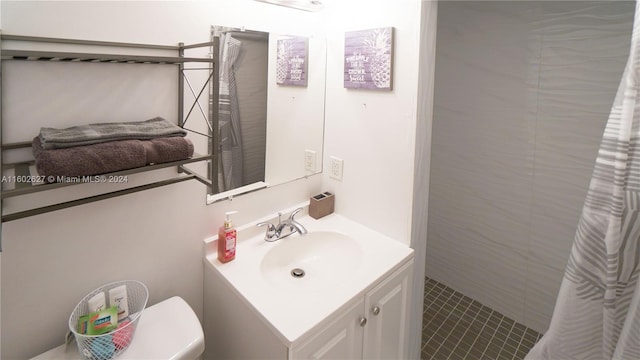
xmin=276 ymin=36 xmax=308 ymax=87
xmin=344 ymin=27 xmax=394 ymax=90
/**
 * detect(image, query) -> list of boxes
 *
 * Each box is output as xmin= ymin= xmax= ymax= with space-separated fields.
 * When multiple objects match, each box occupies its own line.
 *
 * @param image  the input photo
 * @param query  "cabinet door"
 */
xmin=363 ymin=259 xmax=414 ymax=360
xmin=290 ymin=298 xmax=365 ymax=360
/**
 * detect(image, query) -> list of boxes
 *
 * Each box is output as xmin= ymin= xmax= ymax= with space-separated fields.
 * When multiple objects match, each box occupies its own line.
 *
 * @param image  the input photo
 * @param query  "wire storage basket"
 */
xmin=68 ymin=280 xmax=149 ymax=360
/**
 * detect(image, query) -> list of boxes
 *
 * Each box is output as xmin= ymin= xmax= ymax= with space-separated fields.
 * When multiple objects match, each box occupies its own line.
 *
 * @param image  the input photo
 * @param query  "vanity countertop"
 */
xmin=203 ymin=212 xmax=414 ymax=346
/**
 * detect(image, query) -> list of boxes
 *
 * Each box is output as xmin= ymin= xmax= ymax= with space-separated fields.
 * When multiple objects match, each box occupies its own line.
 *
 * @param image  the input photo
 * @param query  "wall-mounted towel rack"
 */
xmin=0 ymin=33 xmax=219 ymax=224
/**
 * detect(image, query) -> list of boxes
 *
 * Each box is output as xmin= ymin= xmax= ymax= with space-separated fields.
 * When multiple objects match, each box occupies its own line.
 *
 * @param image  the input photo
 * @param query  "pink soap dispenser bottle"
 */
xmin=218 ymin=211 xmax=237 ymax=263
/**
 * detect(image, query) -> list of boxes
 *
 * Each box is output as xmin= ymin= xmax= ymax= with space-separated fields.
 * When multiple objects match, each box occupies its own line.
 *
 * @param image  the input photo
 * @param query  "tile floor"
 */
xmin=422 ymin=277 xmax=543 ymax=360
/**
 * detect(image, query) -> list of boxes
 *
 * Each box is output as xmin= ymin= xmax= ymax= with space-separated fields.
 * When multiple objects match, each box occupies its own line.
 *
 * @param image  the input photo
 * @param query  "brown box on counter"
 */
xmin=309 ymin=192 xmax=335 ymax=219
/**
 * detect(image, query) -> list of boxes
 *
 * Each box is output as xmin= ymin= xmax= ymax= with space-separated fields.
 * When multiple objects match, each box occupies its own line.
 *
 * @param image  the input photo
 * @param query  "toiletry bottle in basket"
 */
xmin=218 ymin=211 xmax=238 ymax=263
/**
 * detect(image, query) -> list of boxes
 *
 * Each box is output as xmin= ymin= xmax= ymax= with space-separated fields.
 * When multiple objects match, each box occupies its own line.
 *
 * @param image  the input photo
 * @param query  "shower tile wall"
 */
xmin=427 ymin=1 xmax=634 ymax=333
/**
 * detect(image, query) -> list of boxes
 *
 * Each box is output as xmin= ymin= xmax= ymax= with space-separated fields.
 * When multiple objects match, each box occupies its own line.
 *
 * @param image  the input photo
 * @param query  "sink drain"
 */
xmin=290 ymin=268 xmax=306 ymax=278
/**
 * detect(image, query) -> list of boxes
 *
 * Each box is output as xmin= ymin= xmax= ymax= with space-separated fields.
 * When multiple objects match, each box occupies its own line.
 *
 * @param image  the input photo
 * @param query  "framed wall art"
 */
xmin=276 ymin=36 xmax=308 ymax=87
xmin=344 ymin=27 xmax=394 ymax=91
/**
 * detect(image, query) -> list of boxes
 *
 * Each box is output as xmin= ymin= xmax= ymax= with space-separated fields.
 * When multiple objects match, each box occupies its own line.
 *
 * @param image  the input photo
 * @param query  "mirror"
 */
xmin=207 ymin=26 xmax=326 ymax=203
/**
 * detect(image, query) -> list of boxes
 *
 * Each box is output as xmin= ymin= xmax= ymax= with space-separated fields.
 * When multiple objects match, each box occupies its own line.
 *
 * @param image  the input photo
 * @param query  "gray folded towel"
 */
xmin=33 ymin=137 xmax=147 ymax=179
xmin=142 ymin=137 xmax=195 ymax=164
xmin=33 ymin=136 xmax=195 ymax=181
xmin=39 ymin=117 xmax=187 ymax=150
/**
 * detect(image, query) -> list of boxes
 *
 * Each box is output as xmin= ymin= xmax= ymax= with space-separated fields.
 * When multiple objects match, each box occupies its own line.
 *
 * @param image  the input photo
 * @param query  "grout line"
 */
xmin=449 ymin=301 xmax=482 ymax=358
xmin=479 ymin=312 xmax=505 ymax=359
xmin=429 ymin=291 xmax=467 ymax=355
xmin=462 ymin=306 xmax=494 ymax=359
xmin=515 ymin=328 xmax=528 ymax=358
xmin=423 ymin=291 xmax=455 ymax=344
xmin=423 ymin=278 xmax=543 ymax=360
xmin=497 ymin=320 xmax=517 ymax=359
xmin=423 ymin=283 xmax=454 ymax=331
xmin=435 ymin=295 xmax=474 ymax=357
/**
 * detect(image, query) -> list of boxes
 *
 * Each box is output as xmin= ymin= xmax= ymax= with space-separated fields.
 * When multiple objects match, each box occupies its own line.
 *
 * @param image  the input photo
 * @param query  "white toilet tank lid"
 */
xmin=32 ymin=296 xmax=205 ymax=360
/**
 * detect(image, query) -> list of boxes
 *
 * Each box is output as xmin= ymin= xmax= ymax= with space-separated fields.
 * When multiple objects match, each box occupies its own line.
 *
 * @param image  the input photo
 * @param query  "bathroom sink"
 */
xmin=259 ymin=231 xmax=364 ymax=291
xmin=204 ymin=213 xmax=415 ymax=343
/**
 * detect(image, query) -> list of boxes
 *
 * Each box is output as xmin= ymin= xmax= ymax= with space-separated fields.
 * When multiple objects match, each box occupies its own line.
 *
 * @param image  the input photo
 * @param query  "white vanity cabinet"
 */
xmin=202 ymin=213 xmax=415 ymax=360
xmin=363 ymin=258 xmax=413 ymax=359
xmin=290 ymin=298 xmax=365 ymax=359
xmin=290 ymin=259 xmax=414 ymax=360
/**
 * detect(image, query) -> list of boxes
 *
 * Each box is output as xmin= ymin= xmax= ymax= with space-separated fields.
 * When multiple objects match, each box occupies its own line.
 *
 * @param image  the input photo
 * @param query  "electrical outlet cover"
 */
xmin=329 ymin=156 xmax=343 ymax=181
xmin=304 ymin=150 xmax=316 ymax=172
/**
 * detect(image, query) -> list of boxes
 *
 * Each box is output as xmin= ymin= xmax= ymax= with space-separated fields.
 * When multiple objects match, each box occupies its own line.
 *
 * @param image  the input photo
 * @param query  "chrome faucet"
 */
xmin=257 ymin=207 xmax=308 ymax=242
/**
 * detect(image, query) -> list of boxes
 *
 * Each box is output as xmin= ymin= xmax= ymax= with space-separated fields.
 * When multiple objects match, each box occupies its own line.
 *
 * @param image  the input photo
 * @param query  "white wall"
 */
xmin=322 ymin=0 xmax=422 ymax=245
xmin=427 ymin=1 xmax=634 ymax=333
xmin=409 ymin=1 xmax=437 ymax=358
xmin=0 ymin=1 xmax=323 ymax=359
xmin=321 ymin=2 xmax=425 ymax=358
xmin=0 ymin=1 xmax=428 ymax=358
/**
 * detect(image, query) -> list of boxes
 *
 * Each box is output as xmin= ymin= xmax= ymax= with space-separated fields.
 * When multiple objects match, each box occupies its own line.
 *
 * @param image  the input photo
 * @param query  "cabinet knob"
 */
xmin=359 ymin=317 xmax=367 ymax=327
xmin=372 ymin=306 xmax=380 ymax=315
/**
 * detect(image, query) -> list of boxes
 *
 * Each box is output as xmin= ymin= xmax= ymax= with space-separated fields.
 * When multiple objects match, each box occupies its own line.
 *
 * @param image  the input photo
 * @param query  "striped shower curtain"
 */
xmin=217 ymin=34 xmax=244 ymax=192
xmin=526 ymin=2 xmax=640 ymax=359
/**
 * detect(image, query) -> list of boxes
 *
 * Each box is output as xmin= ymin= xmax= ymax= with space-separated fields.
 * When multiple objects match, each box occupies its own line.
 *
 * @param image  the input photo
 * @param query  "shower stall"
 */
xmin=424 ymin=1 xmax=635 ymax=357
